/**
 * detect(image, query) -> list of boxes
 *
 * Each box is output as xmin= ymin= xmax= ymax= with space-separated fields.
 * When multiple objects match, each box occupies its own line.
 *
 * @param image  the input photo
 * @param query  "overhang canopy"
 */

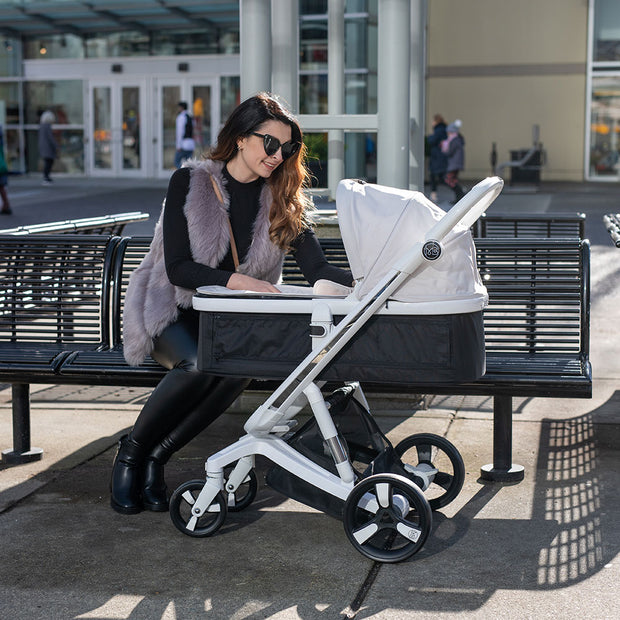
xmin=0 ymin=0 xmax=239 ymax=38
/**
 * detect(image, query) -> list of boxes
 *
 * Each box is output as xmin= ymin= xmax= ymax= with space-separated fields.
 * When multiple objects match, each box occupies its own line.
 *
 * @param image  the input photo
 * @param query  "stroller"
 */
xmin=169 ymin=176 xmax=504 ymax=563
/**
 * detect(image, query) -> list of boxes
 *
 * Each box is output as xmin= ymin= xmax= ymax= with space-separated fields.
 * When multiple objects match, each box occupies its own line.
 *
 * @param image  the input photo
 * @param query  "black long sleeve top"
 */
xmin=163 ymin=166 xmax=353 ymax=290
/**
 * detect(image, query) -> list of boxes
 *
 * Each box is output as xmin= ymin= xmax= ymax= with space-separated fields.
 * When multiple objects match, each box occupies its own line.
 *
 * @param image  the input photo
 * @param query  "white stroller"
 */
xmin=169 ymin=176 xmax=504 ymax=563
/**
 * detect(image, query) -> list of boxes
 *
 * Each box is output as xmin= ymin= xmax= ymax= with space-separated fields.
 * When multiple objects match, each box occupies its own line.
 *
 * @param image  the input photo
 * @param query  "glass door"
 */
xmin=157 ymin=78 xmax=219 ymax=177
xmin=89 ymin=80 xmax=146 ymax=176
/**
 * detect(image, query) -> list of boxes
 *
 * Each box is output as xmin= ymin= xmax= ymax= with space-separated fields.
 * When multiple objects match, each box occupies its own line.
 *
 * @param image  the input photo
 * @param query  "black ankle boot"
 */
xmin=110 ymin=434 xmax=145 ymax=515
xmin=142 ymin=441 xmax=172 ymax=512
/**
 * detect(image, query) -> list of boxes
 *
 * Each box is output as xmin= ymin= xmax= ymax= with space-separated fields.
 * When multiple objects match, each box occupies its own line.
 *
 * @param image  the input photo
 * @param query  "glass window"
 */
xmin=300 ymin=21 xmax=328 ymax=72
xmin=23 ymin=35 xmax=84 ymax=60
xmin=593 ymin=0 xmax=620 ymax=62
xmin=2 ymin=128 xmax=22 ymax=172
xmin=345 ymin=132 xmax=376 ymax=183
xmin=152 ymin=29 xmax=239 ymax=56
xmin=303 ymin=131 xmax=377 ymax=187
xmin=23 ymin=81 xmax=83 ymax=125
xmin=301 ymin=1 xmax=328 ymax=14
xmin=304 ymin=132 xmax=327 ymax=187
xmin=589 ymin=77 xmax=620 ymax=178
xmin=0 ymin=37 xmax=22 ymax=77
xmin=26 ymin=128 xmax=84 ymax=175
xmin=221 ymin=76 xmax=241 ymax=125
xmin=0 ymin=83 xmax=21 ymax=124
xmin=84 ymin=32 xmax=150 ymax=58
xmin=300 ymin=74 xmax=327 ymax=114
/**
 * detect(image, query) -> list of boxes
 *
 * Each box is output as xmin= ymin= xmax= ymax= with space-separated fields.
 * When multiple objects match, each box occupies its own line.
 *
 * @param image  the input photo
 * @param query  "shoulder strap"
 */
xmin=210 ymin=174 xmax=239 ymax=271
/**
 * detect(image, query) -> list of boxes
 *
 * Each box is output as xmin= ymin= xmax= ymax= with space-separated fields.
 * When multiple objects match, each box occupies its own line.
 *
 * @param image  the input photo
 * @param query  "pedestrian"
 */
xmin=0 ymin=124 xmax=11 ymax=214
xmin=38 ymin=110 xmax=58 ymax=185
xmin=425 ymin=113 xmax=448 ymax=202
xmin=174 ymin=101 xmax=195 ymax=168
xmin=442 ymin=120 xmax=466 ymax=202
xmin=111 ymin=92 xmax=353 ymax=515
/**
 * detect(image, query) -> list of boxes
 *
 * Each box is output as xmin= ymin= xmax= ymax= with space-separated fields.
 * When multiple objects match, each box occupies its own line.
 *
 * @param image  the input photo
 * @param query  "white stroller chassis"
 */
xmin=169 ymin=177 xmax=504 ymax=563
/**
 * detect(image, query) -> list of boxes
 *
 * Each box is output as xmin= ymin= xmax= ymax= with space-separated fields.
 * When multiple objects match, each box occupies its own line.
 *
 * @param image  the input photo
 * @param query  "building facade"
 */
xmin=1 ymin=0 xmax=619 ymax=186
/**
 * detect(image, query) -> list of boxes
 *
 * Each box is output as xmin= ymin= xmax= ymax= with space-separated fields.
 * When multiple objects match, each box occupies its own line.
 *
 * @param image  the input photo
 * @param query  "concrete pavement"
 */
xmin=1 ymin=174 xmax=619 ymax=619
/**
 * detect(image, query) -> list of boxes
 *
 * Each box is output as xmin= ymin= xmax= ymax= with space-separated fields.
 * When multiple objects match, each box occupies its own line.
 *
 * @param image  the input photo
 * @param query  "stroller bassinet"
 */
xmin=170 ymin=177 xmax=504 ymax=563
xmin=195 ymin=179 xmax=488 ymax=385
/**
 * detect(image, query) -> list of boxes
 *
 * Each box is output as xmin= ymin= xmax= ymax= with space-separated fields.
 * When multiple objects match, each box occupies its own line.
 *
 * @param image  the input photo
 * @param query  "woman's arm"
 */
xmin=292 ymin=230 xmax=353 ymax=287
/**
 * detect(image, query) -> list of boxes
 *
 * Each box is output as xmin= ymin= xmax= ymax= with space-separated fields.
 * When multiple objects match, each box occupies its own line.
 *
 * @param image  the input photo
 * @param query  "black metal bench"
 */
xmin=603 ymin=213 xmax=620 ymax=247
xmin=1 ymin=234 xmax=592 ymax=484
xmin=0 ymin=212 xmax=149 ymax=236
xmin=0 ymin=234 xmax=117 ymax=463
xmin=473 ymin=212 xmax=586 ymax=239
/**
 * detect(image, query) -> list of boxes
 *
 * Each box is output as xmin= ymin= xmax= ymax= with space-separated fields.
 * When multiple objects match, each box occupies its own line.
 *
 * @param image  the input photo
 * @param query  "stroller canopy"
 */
xmin=336 ymin=180 xmax=488 ymax=305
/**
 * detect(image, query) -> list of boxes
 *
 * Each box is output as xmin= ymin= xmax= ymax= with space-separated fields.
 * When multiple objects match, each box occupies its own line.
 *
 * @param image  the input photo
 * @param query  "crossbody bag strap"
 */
xmin=210 ymin=174 xmax=239 ymax=271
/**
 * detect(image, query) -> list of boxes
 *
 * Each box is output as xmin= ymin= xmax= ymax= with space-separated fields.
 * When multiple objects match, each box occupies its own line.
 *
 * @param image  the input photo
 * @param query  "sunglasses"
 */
xmin=251 ymin=132 xmax=301 ymax=160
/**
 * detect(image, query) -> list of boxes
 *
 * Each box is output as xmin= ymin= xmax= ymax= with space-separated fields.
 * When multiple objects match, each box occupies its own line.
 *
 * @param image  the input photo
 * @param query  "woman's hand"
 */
xmin=227 ymin=273 xmax=280 ymax=293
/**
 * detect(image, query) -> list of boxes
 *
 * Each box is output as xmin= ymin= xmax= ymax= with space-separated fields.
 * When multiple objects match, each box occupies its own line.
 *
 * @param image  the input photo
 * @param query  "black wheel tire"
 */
xmin=394 ymin=433 xmax=465 ymax=510
xmin=343 ymin=473 xmax=432 ymax=563
xmin=169 ymin=479 xmax=227 ymax=538
xmin=224 ymin=466 xmax=258 ymax=512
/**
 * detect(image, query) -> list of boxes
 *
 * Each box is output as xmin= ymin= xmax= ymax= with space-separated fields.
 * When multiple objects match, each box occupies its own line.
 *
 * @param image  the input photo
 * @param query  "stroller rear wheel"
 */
xmin=169 ymin=479 xmax=227 ymax=537
xmin=395 ymin=433 xmax=465 ymax=510
xmin=343 ymin=473 xmax=432 ymax=563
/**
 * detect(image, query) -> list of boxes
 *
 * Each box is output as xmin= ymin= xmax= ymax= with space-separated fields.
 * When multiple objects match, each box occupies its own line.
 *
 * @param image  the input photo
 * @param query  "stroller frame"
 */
xmin=170 ymin=177 xmax=504 ymax=562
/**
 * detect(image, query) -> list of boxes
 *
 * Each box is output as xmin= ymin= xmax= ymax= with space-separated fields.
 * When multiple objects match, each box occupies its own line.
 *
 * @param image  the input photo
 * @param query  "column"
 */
xmin=240 ymin=0 xmax=272 ymax=101
xmin=271 ymin=0 xmax=299 ymax=112
xmin=328 ymin=0 xmax=345 ymax=199
xmin=409 ymin=0 xmax=427 ymax=191
xmin=377 ymin=0 xmax=411 ymax=189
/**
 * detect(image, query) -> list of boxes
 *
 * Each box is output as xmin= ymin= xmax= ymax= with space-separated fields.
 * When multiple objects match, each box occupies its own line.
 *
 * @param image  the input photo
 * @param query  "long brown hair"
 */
xmin=209 ymin=92 xmax=313 ymax=249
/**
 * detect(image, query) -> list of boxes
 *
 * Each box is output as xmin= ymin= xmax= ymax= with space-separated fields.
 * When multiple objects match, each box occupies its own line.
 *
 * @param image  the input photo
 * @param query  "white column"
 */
xmin=240 ymin=0 xmax=272 ymax=101
xmin=328 ymin=0 xmax=345 ymax=199
xmin=409 ymin=0 xmax=427 ymax=191
xmin=271 ymin=0 xmax=299 ymax=112
xmin=377 ymin=0 xmax=411 ymax=189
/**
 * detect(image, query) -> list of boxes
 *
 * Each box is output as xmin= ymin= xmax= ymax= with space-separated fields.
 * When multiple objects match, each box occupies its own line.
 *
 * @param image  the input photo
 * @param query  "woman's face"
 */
xmin=229 ymin=119 xmax=293 ymax=183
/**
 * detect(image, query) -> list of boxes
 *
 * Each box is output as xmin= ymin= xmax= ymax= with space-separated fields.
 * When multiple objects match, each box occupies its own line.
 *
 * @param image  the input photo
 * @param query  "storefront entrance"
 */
xmin=88 ymin=79 xmax=147 ymax=177
xmin=87 ymin=75 xmax=220 ymax=178
xmin=156 ymin=79 xmax=219 ymax=176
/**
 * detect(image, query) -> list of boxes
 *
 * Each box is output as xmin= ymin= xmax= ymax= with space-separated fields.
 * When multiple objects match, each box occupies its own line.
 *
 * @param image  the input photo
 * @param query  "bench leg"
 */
xmin=480 ymin=394 xmax=524 ymax=482
xmin=1 ymin=384 xmax=44 ymax=465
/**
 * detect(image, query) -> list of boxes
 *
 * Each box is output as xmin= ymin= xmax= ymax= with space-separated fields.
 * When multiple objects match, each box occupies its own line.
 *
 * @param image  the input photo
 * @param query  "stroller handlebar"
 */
xmin=425 ymin=176 xmax=504 ymax=242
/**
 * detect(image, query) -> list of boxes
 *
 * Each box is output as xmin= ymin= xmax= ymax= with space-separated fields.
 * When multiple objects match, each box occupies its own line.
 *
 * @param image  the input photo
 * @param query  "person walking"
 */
xmin=174 ymin=101 xmax=195 ymax=168
xmin=38 ymin=110 xmax=58 ymax=185
xmin=425 ymin=113 xmax=448 ymax=202
xmin=0 ymin=124 xmax=11 ymax=214
xmin=111 ymin=92 xmax=353 ymax=515
xmin=442 ymin=120 xmax=466 ymax=202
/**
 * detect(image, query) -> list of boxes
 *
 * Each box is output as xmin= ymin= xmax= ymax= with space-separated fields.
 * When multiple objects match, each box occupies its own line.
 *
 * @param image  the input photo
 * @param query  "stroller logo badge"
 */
xmin=422 ymin=240 xmax=442 ymax=261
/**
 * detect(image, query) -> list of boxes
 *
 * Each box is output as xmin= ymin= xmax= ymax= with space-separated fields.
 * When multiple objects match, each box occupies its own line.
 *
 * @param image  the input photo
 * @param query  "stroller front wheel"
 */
xmin=224 ymin=466 xmax=258 ymax=512
xmin=343 ymin=473 xmax=432 ymax=563
xmin=169 ymin=479 xmax=228 ymax=537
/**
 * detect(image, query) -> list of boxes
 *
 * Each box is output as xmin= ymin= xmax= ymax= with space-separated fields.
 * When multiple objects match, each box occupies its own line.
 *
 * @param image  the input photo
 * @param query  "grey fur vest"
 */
xmin=122 ymin=158 xmax=285 ymax=366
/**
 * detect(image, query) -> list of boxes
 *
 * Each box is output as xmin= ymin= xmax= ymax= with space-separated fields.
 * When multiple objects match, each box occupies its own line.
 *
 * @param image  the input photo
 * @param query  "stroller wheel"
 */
xmin=169 ymin=480 xmax=227 ymax=538
xmin=343 ymin=473 xmax=432 ymax=563
xmin=394 ymin=433 xmax=465 ymax=510
xmin=224 ymin=466 xmax=258 ymax=512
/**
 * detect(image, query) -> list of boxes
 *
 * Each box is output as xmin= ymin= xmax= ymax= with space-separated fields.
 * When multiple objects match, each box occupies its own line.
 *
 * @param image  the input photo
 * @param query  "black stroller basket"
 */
xmin=266 ymin=384 xmax=411 ymax=519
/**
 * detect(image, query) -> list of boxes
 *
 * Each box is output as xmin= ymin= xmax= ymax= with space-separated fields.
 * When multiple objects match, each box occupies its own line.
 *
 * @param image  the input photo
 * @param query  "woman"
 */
xmin=442 ymin=121 xmax=466 ymax=203
xmin=38 ymin=110 xmax=58 ymax=185
xmin=425 ymin=113 xmax=447 ymax=202
xmin=112 ymin=93 xmax=353 ymax=515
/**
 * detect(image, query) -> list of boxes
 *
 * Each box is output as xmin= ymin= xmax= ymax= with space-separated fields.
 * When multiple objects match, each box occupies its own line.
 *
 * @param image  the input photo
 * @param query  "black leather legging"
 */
xmin=130 ymin=309 xmax=250 ymax=454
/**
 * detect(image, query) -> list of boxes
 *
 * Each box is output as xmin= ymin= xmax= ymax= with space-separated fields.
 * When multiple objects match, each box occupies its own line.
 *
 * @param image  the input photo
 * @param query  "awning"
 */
xmin=0 ymin=0 xmax=239 ymax=38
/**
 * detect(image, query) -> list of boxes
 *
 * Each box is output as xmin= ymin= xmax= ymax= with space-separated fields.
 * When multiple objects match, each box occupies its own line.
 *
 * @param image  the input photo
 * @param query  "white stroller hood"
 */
xmin=336 ymin=180 xmax=488 ymax=305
